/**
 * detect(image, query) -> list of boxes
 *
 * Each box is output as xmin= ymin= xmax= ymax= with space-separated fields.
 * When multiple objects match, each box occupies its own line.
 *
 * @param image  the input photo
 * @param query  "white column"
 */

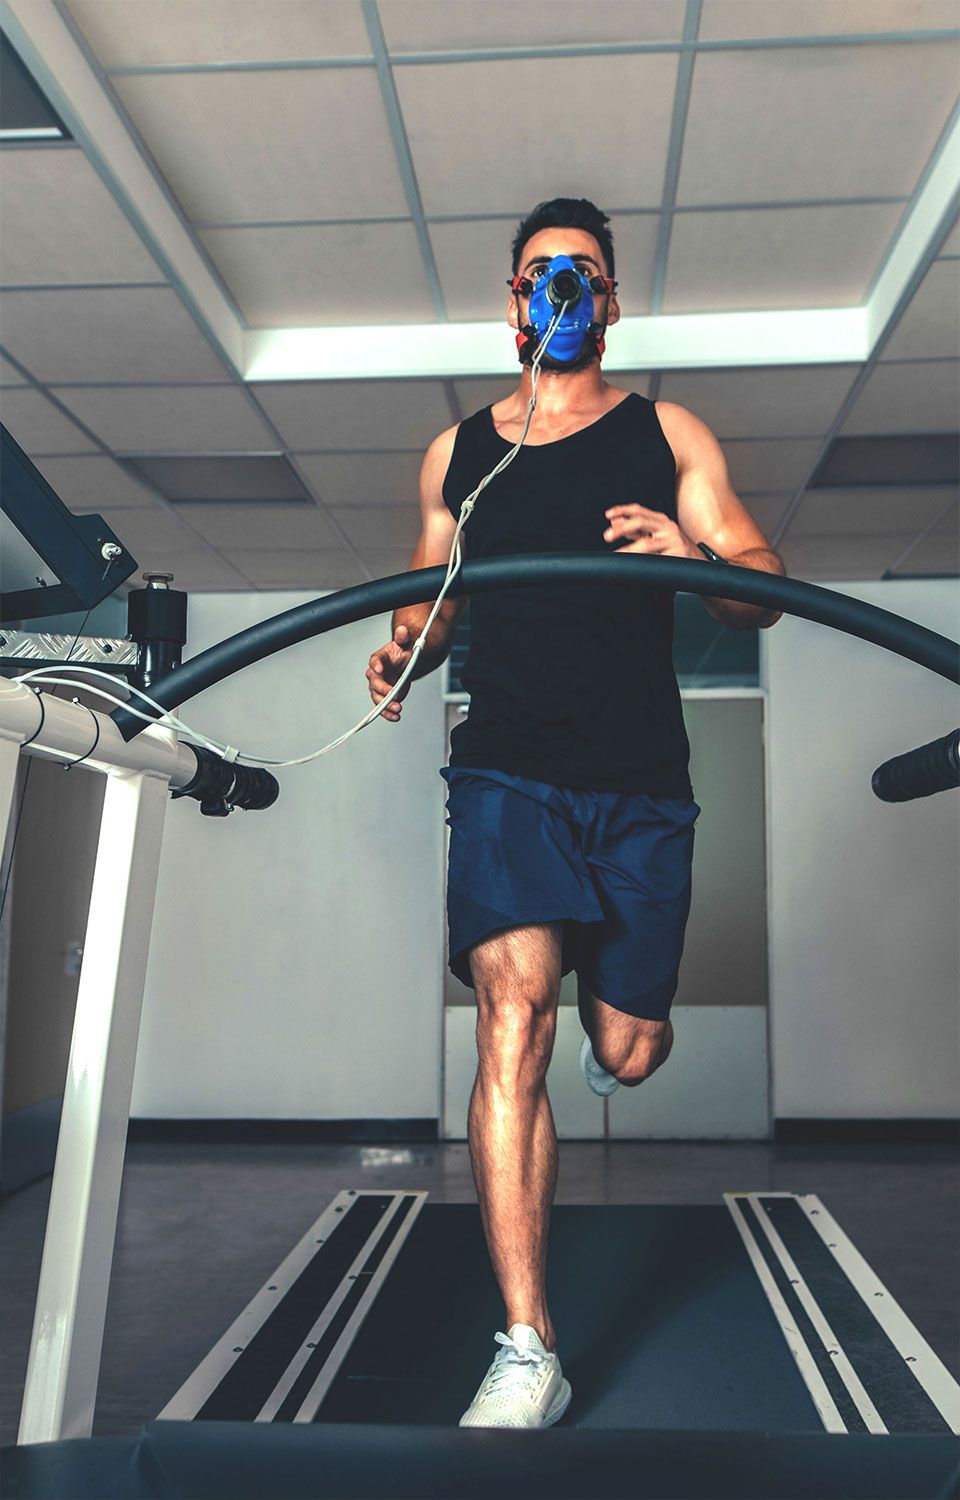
xmin=19 ymin=766 xmax=171 ymax=1443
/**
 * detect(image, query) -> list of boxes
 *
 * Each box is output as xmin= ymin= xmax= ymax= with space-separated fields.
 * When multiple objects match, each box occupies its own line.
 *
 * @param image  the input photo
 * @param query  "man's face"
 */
xmin=508 ymin=227 xmax=620 ymax=374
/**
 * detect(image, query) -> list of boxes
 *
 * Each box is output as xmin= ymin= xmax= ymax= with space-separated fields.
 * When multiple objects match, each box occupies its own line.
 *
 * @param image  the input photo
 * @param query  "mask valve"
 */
xmin=544 ymin=267 xmax=583 ymax=308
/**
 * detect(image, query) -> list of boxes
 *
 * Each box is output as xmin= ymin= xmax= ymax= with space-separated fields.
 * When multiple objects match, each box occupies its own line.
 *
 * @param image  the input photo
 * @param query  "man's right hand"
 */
xmin=366 ymin=624 xmax=415 ymax=722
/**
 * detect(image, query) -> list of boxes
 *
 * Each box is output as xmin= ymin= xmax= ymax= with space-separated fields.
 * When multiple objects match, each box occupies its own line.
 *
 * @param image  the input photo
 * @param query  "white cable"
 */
xmin=13 ymin=301 xmax=571 ymax=772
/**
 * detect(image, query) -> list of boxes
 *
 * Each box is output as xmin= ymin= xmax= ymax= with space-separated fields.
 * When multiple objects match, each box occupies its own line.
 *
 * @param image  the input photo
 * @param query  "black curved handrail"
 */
xmin=110 ymin=554 xmax=960 ymax=741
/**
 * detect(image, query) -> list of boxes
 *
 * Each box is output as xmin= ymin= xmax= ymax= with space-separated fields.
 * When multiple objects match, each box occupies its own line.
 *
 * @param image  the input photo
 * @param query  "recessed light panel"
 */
xmin=120 ymin=454 xmax=312 ymax=504
xmin=812 ymin=435 xmax=959 ymax=489
xmin=0 ymin=32 xmax=71 ymax=142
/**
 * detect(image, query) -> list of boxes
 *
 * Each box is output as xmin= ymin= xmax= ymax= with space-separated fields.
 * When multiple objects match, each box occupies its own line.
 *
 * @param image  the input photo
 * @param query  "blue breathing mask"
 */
xmin=508 ymin=254 xmax=616 ymax=364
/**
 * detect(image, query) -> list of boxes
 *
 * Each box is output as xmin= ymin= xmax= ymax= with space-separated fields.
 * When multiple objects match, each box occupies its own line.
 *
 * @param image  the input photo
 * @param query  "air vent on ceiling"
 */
xmin=0 ymin=32 xmax=71 ymax=142
xmin=118 ymin=454 xmax=314 ymax=504
xmin=812 ymin=435 xmax=959 ymax=489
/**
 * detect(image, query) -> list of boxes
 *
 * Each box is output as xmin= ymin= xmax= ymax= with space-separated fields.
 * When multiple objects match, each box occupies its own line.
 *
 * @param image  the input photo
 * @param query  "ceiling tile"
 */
xmin=295 ymin=451 xmax=423 ymax=507
xmin=113 ymin=69 xmax=407 ymax=223
xmin=130 ymin=549 xmax=253 ymax=590
xmin=453 ymin=375 xmax=526 ymax=416
xmin=430 ymin=213 xmax=659 ymax=321
xmin=218 ymin=550 xmax=367 ymax=589
xmin=174 ymin=502 xmax=345 ymax=549
xmin=199 ymin=222 xmax=436 ymax=326
xmin=124 ymin=454 xmax=307 ymax=501
xmin=878 ymin=261 xmax=960 ymax=360
xmin=251 ymin=379 xmax=454 ymax=449
xmin=839 ymin=359 xmax=960 ymax=434
xmin=664 ymin=203 xmax=906 ymax=311
xmin=0 ymin=148 xmax=164 ymax=286
xmin=396 ymin=54 xmax=679 ymax=216
xmin=788 ymin=484 xmax=957 ymax=536
xmin=893 ymin=513 xmax=959 ymax=574
xmin=722 ymin=437 xmax=822 ymax=492
xmin=0 ymin=388 xmax=97 ymax=454
xmin=779 ymin=530 xmax=922 ymax=579
xmin=52 ymin=384 xmax=276 ymax=453
xmin=70 ymin=502 xmax=200 ymax=554
xmin=677 ymin=42 xmax=958 ymax=205
xmin=658 ymin=364 xmax=859 ymax=437
xmin=0 ymin=288 xmax=230 ymax=382
xmin=360 ymin=546 xmax=419 ymax=577
xmin=699 ymin=1 xmax=960 ymax=39
xmin=33 ymin=454 xmax=160 ymax=509
xmin=740 ymin=494 xmax=794 ymax=535
xmin=329 ymin=505 xmax=418 ymax=549
xmin=380 ymin=0 xmax=686 ymax=50
xmin=815 ymin=432 xmax=957 ymax=485
xmin=0 ymin=353 xmax=27 ymax=384
xmin=67 ymin=0 xmax=371 ymax=65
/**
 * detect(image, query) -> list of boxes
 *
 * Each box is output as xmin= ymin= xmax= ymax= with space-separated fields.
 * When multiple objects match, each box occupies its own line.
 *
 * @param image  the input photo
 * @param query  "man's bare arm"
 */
xmin=393 ymin=423 xmax=467 ymax=678
xmin=657 ymin=401 xmax=786 ymax=630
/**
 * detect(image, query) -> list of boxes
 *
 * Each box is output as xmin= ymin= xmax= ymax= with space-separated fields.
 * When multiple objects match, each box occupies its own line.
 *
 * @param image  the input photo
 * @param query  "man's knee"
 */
xmin=475 ymin=983 xmax=558 ymax=1078
xmin=595 ymin=1022 xmax=673 ymax=1087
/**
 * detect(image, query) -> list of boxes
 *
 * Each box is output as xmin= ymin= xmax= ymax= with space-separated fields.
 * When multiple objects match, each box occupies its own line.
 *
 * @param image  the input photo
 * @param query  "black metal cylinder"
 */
xmin=127 ymin=584 xmax=188 ymax=647
xmin=127 ymin=579 xmax=188 ymax=693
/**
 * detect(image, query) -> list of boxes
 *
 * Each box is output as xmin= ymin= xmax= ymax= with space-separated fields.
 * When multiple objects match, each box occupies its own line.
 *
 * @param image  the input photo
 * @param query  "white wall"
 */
xmin=131 ymin=591 xmax=446 ymax=1120
xmin=764 ymin=580 xmax=959 ymax=1119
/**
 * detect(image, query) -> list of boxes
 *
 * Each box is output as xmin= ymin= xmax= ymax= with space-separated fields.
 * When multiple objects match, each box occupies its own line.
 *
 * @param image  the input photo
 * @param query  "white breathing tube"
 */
xmin=12 ymin=303 xmax=572 ymax=770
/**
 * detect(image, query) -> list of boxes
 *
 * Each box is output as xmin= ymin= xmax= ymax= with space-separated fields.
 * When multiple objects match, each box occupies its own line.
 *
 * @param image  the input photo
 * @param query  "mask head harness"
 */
xmin=508 ymin=253 xmax=617 ymax=364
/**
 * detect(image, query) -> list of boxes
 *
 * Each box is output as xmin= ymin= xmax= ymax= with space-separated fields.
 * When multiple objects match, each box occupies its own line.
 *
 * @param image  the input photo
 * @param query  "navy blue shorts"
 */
xmin=440 ymin=765 xmax=701 ymax=1021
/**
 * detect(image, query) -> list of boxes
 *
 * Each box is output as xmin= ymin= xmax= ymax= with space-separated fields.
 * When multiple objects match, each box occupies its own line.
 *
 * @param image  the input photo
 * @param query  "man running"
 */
xmin=366 ymin=197 xmax=784 ymax=1429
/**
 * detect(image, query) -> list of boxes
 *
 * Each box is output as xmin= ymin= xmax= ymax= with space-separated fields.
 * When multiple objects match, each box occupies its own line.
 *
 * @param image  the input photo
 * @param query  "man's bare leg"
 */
xmin=578 ymin=981 xmax=675 ymax=1084
xmin=467 ymin=921 xmax=563 ymax=1351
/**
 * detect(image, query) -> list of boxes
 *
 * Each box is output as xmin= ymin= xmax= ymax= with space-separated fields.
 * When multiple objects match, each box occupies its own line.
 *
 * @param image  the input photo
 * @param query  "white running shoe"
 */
xmin=579 ymin=1034 xmax=620 ymax=1096
xmin=459 ymin=1324 xmax=572 ymax=1429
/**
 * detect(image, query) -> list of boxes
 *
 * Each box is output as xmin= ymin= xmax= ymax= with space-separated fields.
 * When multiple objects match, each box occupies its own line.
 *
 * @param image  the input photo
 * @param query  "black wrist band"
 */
xmin=697 ymin=542 xmax=726 ymax=563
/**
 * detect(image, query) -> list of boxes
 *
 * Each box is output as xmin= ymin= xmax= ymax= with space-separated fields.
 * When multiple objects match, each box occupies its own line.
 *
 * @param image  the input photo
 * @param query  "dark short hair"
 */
xmin=511 ymin=197 xmax=615 ymax=279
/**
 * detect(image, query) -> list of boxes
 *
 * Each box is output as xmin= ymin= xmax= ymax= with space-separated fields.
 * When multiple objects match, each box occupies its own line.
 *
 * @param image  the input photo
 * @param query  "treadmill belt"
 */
xmin=320 ymin=1203 xmax=820 ymax=1430
xmin=159 ymin=1191 xmax=959 ymax=1439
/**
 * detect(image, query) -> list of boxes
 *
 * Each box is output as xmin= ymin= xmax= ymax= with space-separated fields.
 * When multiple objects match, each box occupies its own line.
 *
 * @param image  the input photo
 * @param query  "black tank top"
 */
xmin=442 ymin=392 xmax=693 ymax=797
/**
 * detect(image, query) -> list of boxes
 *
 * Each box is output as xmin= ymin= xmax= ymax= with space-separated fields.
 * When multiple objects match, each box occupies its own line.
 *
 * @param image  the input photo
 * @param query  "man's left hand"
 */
xmin=603 ymin=504 xmax=700 ymax=560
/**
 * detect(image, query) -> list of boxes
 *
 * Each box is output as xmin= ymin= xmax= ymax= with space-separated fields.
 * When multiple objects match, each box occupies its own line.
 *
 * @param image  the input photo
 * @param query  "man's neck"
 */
xmin=514 ymin=361 xmax=611 ymax=418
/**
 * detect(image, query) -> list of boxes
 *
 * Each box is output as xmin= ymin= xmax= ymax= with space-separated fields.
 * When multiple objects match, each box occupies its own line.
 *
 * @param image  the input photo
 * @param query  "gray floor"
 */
xmin=1 ymin=1138 xmax=957 ymax=1443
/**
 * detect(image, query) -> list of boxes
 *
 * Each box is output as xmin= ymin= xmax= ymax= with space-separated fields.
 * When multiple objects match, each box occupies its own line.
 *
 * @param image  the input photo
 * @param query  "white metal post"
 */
xmin=0 ymin=731 xmax=23 ymax=857
xmin=18 ymin=764 xmax=171 ymax=1443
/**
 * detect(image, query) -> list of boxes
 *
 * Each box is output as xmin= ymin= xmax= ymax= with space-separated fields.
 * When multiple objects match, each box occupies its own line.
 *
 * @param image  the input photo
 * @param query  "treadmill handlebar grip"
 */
xmin=871 ymin=728 xmax=960 ymax=803
xmin=172 ymin=744 xmax=280 ymax=817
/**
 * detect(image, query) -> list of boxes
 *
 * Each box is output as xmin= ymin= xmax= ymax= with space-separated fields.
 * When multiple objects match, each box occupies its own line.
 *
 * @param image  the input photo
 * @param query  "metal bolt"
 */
xmin=143 ymin=572 xmax=174 ymax=587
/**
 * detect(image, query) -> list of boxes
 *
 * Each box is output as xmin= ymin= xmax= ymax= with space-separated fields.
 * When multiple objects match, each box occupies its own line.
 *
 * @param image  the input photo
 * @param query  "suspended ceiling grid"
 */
xmin=0 ymin=0 xmax=957 ymax=592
